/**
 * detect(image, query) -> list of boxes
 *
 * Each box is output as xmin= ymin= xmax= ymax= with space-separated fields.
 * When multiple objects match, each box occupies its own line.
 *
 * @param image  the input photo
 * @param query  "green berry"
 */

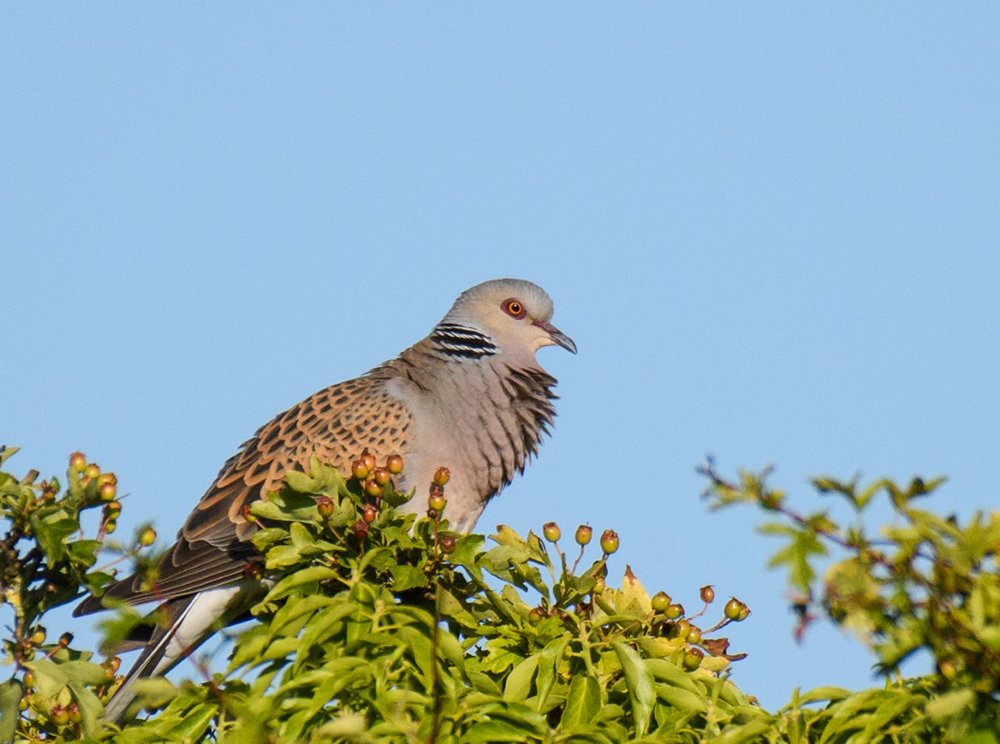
xmin=599 ymin=529 xmax=619 ymax=555
xmin=682 ymin=648 xmax=704 ymax=671
xmin=575 ymin=525 xmax=593 ymax=546
xmin=138 ymin=527 xmax=156 ymax=547
xmin=386 ymin=454 xmax=404 ymax=475
xmin=351 ymin=459 xmax=371 ymax=480
xmin=428 ymin=492 xmax=447 ymax=512
xmin=542 ymin=522 xmax=561 ymax=542
xmin=69 ymin=452 xmax=86 ymax=473
xmin=433 ymin=467 xmax=451 ymax=486
xmin=651 ymin=592 xmax=672 ymax=612
xmin=664 ymin=603 xmax=684 ymax=620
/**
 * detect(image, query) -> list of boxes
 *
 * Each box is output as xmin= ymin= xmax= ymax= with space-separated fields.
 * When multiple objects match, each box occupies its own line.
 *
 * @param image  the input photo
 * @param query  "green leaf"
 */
xmin=561 ymin=674 xmax=601 ymax=728
xmin=613 ymin=641 xmax=655 ymax=736
xmin=924 ymin=688 xmax=974 ymax=720
xmin=0 ymin=679 xmax=23 ymax=744
xmin=504 ymin=655 xmax=539 ymax=702
xmin=390 ymin=563 xmax=429 ymax=591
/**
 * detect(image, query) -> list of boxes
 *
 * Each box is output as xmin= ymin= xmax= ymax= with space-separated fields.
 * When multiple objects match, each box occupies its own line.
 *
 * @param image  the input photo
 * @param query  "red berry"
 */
xmin=439 ymin=535 xmax=456 ymax=554
xmin=362 ymin=504 xmax=378 ymax=523
xmin=700 ymin=585 xmax=715 ymax=604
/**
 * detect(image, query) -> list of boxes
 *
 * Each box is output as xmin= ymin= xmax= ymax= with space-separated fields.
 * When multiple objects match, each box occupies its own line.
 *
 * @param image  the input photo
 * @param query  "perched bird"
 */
xmin=75 ymin=277 xmax=576 ymax=721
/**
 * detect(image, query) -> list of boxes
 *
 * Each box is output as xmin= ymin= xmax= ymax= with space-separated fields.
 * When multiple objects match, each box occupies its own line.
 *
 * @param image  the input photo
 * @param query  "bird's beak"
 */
xmin=533 ymin=320 xmax=577 ymax=354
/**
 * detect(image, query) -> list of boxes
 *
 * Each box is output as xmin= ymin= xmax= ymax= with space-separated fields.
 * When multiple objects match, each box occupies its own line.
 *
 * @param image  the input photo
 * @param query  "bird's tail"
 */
xmin=102 ymin=583 xmax=262 ymax=723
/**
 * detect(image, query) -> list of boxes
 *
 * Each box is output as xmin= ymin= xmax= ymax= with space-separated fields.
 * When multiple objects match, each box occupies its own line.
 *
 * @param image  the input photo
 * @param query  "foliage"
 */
xmin=1 ymin=446 xmax=998 ymax=742
xmin=701 ymin=459 xmax=1000 ymax=742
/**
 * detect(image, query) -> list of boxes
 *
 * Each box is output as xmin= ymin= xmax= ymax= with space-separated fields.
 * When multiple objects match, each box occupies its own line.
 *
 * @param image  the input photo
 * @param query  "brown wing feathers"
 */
xmin=75 ymin=376 xmax=412 ymax=617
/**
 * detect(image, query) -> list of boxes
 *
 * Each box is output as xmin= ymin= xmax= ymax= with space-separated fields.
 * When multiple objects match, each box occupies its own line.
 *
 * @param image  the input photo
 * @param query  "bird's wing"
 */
xmin=75 ymin=373 xmax=412 ymax=615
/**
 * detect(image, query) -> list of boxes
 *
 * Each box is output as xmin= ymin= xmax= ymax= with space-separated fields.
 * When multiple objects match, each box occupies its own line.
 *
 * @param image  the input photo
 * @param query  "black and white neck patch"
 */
xmin=430 ymin=323 xmax=499 ymax=359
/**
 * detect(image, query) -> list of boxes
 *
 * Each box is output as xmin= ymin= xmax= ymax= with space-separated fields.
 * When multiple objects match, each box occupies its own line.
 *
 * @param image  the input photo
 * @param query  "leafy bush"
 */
xmin=1 ymin=446 xmax=998 ymax=742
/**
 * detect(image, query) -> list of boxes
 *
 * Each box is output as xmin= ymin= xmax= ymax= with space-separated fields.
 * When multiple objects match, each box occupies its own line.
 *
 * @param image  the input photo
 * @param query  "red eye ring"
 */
xmin=502 ymin=298 xmax=526 ymax=319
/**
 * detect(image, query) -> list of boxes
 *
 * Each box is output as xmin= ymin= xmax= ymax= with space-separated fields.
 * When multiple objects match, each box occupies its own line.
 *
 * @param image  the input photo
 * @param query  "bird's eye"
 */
xmin=502 ymin=298 xmax=526 ymax=319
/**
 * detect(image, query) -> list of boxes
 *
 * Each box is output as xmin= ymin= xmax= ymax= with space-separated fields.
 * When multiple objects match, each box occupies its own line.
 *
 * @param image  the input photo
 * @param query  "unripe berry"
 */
xmin=687 ymin=625 xmax=703 ymax=644
xmin=365 ymin=479 xmax=382 ymax=498
xmin=104 ymin=500 xmax=122 ymax=519
xmin=664 ymin=603 xmax=684 ymax=620
xmin=592 ymin=576 xmax=606 ymax=594
xmin=682 ymin=648 xmax=704 ymax=671
xmin=69 ymin=452 xmax=86 ymax=472
xmin=359 ymin=451 xmax=376 ymax=473
xmin=23 ymin=671 xmax=34 ymax=690
xmin=433 ymin=467 xmax=451 ymax=486
xmin=316 ymin=496 xmax=334 ymax=517
xmin=50 ymin=704 xmax=69 ymax=725
xmin=373 ymin=467 xmax=391 ymax=486
xmin=104 ymin=519 xmax=117 ymax=534
xmin=542 ymin=522 xmax=561 ymax=542
xmin=651 ymin=592 xmax=672 ymax=612
xmin=673 ymin=618 xmax=691 ymax=641
xmin=30 ymin=628 xmax=46 ymax=646
xmin=351 ymin=459 xmax=371 ymax=480
xmin=139 ymin=527 xmax=156 ymax=547
xmin=67 ymin=703 xmax=81 ymax=723
xmin=362 ymin=504 xmax=378 ymax=523
xmin=84 ymin=463 xmax=100 ymax=480
xmin=99 ymin=482 xmax=117 ymax=501
xmin=737 ymin=603 xmax=750 ymax=621
xmin=724 ymin=597 xmax=748 ymax=621
xmin=700 ymin=585 xmax=715 ymax=604
xmin=386 ymin=454 xmax=404 ymax=475
xmin=428 ymin=492 xmax=447 ymax=512
xmin=528 ymin=607 xmax=546 ymax=624
xmin=575 ymin=525 xmax=593 ymax=546
xmin=97 ymin=472 xmax=117 ymax=487
xmin=439 ymin=535 xmax=456 ymax=554
xmin=599 ymin=529 xmax=619 ymax=555
xmin=58 ymin=632 xmax=73 ymax=648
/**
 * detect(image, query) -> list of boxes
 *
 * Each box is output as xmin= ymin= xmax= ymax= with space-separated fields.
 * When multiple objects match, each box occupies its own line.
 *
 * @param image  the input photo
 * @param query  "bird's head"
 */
xmin=442 ymin=278 xmax=577 ymax=360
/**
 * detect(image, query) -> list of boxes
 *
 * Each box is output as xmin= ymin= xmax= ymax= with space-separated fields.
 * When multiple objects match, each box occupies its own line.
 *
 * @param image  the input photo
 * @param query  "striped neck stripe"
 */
xmin=430 ymin=323 xmax=499 ymax=359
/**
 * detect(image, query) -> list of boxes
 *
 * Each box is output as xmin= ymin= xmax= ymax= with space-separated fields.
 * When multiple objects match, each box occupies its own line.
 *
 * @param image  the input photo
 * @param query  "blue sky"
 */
xmin=4 ymin=4 xmax=999 ymax=710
